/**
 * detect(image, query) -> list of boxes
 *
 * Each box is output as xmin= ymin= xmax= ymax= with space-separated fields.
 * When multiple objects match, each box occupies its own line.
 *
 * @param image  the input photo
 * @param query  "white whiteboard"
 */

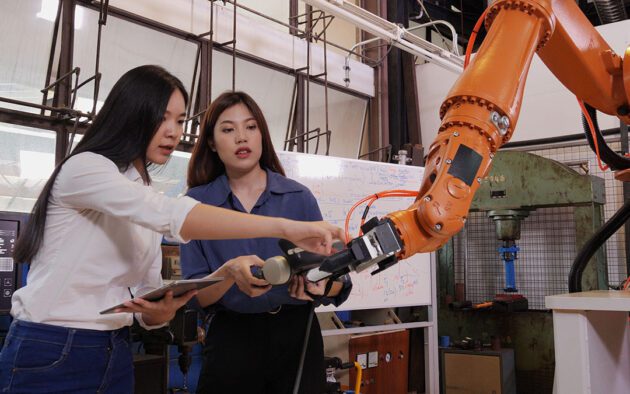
xmin=277 ymin=151 xmax=431 ymax=311
xmin=154 ymin=150 xmax=432 ymax=311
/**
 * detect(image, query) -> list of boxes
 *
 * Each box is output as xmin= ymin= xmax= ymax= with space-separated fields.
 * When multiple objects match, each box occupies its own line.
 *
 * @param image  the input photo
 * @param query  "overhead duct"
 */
xmin=592 ymin=0 xmax=627 ymax=24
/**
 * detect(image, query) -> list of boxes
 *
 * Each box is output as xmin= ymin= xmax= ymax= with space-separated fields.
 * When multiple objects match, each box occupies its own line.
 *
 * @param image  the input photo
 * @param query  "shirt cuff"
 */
xmin=166 ymin=196 xmax=200 ymax=244
xmin=134 ymin=312 xmax=168 ymax=331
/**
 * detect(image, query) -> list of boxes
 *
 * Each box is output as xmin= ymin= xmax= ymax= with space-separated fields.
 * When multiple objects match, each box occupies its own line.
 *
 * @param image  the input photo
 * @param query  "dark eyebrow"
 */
xmin=219 ymin=118 xmax=256 ymax=125
xmin=164 ymin=110 xmax=187 ymax=117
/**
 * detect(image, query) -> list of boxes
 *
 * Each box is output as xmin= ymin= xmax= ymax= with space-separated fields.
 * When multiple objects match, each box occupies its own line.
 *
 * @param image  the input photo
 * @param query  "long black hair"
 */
xmin=14 ymin=65 xmax=188 ymax=264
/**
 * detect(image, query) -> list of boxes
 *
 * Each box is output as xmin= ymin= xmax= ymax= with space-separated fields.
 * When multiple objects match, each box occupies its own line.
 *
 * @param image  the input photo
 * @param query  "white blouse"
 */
xmin=11 ymin=152 xmax=199 ymax=330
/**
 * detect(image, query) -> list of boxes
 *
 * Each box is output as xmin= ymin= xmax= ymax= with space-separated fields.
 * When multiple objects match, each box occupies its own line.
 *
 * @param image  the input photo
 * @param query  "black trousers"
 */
xmin=196 ymin=304 xmax=325 ymax=394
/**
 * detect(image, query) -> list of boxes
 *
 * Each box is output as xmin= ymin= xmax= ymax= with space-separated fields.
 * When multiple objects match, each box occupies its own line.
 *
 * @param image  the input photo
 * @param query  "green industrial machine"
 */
xmin=437 ymin=150 xmax=606 ymax=393
xmin=473 ymin=150 xmax=606 ymax=294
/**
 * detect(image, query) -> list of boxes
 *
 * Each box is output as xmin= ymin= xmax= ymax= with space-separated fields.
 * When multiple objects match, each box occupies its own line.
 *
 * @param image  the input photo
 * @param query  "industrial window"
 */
xmin=211 ymin=50 xmax=296 ymax=154
xmin=72 ymin=5 xmax=198 ymax=115
xmin=0 ymin=123 xmax=56 ymax=212
xmin=0 ymin=0 xmax=59 ymax=113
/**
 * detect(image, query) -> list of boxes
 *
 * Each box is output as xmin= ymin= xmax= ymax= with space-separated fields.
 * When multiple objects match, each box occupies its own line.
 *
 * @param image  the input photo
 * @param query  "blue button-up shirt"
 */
xmin=180 ymin=169 xmax=351 ymax=313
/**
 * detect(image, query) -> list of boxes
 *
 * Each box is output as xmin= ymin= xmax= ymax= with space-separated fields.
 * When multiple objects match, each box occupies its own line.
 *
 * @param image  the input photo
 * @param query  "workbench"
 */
xmin=546 ymin=290 xmax=630 ymax=394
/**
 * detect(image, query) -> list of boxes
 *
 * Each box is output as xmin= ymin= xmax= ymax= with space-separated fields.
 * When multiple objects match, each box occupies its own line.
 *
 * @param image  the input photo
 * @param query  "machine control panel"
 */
xmin=0 ymin=219 xmax=18 ymax=313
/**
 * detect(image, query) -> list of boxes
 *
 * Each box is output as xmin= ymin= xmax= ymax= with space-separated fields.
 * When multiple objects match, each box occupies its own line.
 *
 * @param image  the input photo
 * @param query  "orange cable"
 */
xmin=344 ymin=190 xmax=417 ymax=241
xmin=577 ymin=98 xmax=609 ymax=172
xmin=353 ymin=361 xmax=363 ymax=394
xmin=344 ymin=195 xmax=375 ymax=242
xmin=464 ymin=7 xmax=489 ymax=69
xmin=359 ymin=193 xmax=415 ymax=234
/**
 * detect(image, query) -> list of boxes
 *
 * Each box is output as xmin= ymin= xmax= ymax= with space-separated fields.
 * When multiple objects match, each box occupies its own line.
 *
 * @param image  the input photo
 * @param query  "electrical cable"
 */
xmin=578 ymin=99 xmax=609 ymax=171
xmin=292 ymin=303 xmax=315 ymax=394
xmin=416 ymin=0 xmax=457 ymax=56
xmin=578 ymin=100 xmax=630 ymax=171
xmin=568 ymin=100 xmax=630 ymax=291
xmin=464 ymin=7 xmax=489 ymax=69
xmin=344 ymin=190 xmax=417 ymax=241
xmin=367 ymin=43 xmax=395 ymax=68
xmin=353 ymin=361 xmax=363 ymax=394
xmin=568 ymin=196 xmax=630 ymax=292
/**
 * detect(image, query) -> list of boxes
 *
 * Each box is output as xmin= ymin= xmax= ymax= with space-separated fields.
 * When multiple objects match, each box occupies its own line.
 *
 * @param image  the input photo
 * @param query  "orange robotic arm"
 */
xmin=259 ymin=1 xmax=630 ymax=284
xmin=388 ymin=0 xmax=630 ymax=259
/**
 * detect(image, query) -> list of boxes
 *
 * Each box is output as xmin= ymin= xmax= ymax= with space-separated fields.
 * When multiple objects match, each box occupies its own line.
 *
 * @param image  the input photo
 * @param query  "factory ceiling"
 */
xmin=409 ymin=0 xmax=630 ymax=51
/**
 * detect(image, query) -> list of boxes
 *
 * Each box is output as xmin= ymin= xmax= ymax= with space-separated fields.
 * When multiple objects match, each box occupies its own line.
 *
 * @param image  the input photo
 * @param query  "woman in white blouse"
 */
xmin=0 ymin=65 xmax=341 ymax=394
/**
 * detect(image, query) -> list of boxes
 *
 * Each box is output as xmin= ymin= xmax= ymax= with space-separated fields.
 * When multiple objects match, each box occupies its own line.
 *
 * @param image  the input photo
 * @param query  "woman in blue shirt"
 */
xmin=181 ymin=91 xmax=352 ymax=394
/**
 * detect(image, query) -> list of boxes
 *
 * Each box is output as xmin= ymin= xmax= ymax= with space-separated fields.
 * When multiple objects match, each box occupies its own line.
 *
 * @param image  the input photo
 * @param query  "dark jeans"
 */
xmin=197 ymin=304 xmax=325 ymax=394
xmin=0 ymin=320 xmax=133 ymax=394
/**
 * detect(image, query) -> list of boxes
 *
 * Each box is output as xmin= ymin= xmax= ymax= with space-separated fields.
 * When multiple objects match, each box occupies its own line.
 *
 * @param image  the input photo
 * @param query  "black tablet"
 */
xmin=99 ymin=277 xmax=223 ymax=314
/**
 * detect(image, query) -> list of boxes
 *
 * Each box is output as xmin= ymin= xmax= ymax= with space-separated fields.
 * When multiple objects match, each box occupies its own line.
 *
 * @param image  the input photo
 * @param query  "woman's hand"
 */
xmin=288 ymin=275 xmax=328 ymax=301
xmin=225 ymin=255 xmax=272 ymax=297
xmin=115 ymin=289 xmax=197 ymax=326
xmin=281 ymin=220 xmax=344 ymax=255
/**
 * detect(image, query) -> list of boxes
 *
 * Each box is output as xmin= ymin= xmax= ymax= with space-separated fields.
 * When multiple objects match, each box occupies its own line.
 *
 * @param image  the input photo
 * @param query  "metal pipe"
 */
xmin=41 ymin=0 xmax=62 ymax=116
xmin=209 ymin=0 xmax=215 ymax=100
xmin=301 ymin=0 xmax=463 ymax=73
xmin=344 ymin=37 xmax=381 ymax=86
xmin=91 ymin=0 xmax=108 ymax=115
xmin=406 ymin=20 xmax=459 ymax=56
xmin=284 ymin=79 xmax=298 ymax=151
xmin=322 ymin=12 xmax=330 ymax=155
xmin=220 ymin=0 xmax=369 ymax=62
xmin=0 ymin=97 xmax=89 ymax=118
xmin=621 ymin=121 xmax=630 ymax=279
xmin=54 ymin=0 xmax=76 ymax=162
xmin=41 ymin=67 xmax=80 ymax=93
xmin=232 ymin=0 xmax=237 ymax=91
xmin=305 ymin=5 xmax=312 ymax=153
xmin=186 ymin=43 xmax=202 ymax=139
xmin=358 ymin=144 xmax=391 ymax=161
